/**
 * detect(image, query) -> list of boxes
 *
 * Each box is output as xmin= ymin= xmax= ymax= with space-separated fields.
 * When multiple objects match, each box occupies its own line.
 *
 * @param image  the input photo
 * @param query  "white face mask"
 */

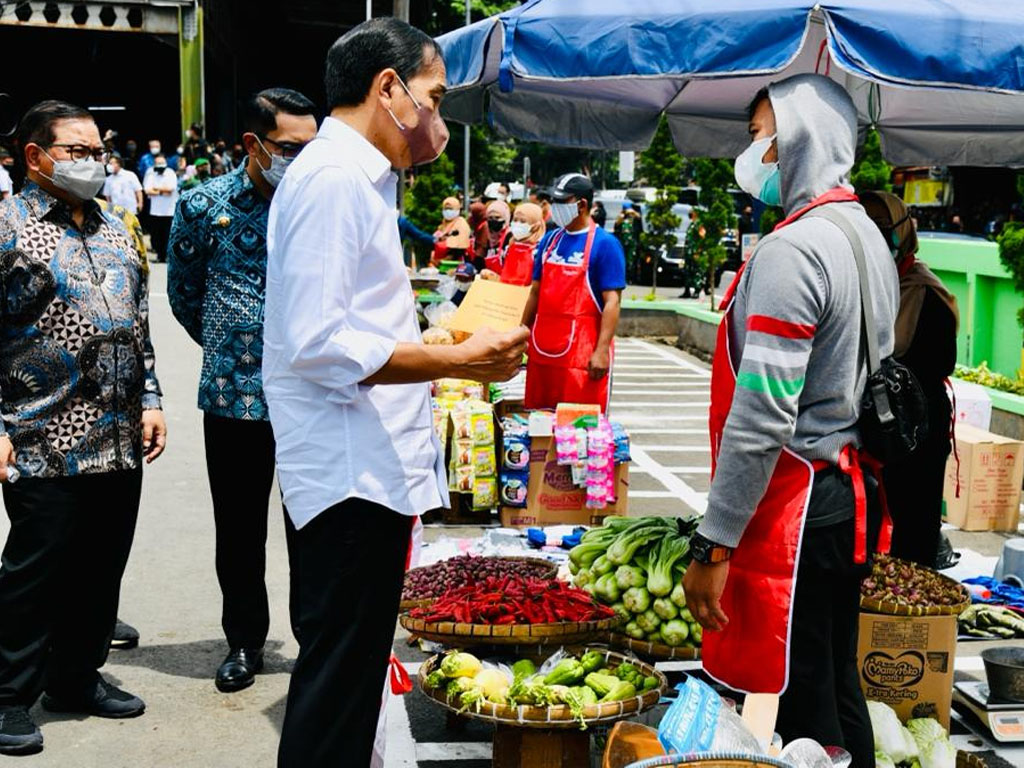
xmin=734 ymin=134 xmax=782 ymax=207
xmin=496 ymin=193 xmax=508 ymax=202
xmin=43 ymin=152 xmax=107 ymax=201
xmin=442 ymin=208 xmax=459 ymax=221
xmin=254 ymin=137 xmax=292 ymax=188
xmin=510 ymin=221 xmax=532 ymax=240
xmin=550 ymin=202 xmax=580 ymax=229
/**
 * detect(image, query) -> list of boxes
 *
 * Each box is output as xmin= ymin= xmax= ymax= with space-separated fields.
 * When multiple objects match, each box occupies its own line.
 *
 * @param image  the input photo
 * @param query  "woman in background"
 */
xmin=480 ymin=202 xmax=543 ymax=286
xmin=862 ymin=190 xmax=959 ymax=568
xmin=431 ymin=196 xmax=471 ymax=265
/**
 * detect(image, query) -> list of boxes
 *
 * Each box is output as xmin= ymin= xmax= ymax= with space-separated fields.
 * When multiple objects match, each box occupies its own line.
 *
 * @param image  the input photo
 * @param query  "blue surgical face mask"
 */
xmin=735 ymin=135 xmax=781 ymax=207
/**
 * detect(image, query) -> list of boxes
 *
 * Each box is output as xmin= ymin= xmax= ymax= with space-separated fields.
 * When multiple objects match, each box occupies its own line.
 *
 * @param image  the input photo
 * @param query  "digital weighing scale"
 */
xmin=954 ymin=681 xmax=1024 ymax=743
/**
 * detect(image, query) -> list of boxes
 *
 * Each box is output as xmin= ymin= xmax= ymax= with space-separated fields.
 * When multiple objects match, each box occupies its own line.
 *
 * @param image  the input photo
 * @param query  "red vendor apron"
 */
xmin=483 ymin=229 xmax=511 ymax=274
xmin=702 ymin=188 xmax=892 ymax=695
xmin=524 ymin=221 xmax=611 ymax=411
xmin=500 ymin=240 xmax=536 ymax=286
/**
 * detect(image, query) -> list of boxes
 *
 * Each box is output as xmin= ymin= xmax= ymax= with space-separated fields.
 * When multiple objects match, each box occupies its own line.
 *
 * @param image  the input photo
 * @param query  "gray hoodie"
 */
xmin=698 ymin=74 xmax=900 ymax=549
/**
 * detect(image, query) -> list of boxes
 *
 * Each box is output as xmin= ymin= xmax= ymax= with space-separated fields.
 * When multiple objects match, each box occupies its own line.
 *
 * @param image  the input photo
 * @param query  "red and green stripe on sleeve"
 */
xmin=736 ymin=314 xmax=816 ymax=399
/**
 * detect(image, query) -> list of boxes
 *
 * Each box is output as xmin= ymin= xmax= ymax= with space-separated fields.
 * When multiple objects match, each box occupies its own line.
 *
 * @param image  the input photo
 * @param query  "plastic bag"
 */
xmin=424 ymin=299 xmax=458 ymax=329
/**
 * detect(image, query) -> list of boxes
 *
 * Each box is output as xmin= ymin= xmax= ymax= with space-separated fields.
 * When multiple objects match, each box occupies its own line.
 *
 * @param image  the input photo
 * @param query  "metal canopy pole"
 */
xmin=463 ymin=0 xmax=471 ymax=213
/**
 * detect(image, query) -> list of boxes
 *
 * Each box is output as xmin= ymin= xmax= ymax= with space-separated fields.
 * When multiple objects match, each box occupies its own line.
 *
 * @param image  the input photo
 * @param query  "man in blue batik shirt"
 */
xmin=167 ymin=88 xmax=317 ymax=694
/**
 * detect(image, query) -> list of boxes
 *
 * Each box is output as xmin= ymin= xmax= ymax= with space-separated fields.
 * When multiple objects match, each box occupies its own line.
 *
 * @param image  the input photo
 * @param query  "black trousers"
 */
xmin=0 ymin=468 xmax=142 ymax=707
xmin=203 ymin=414 xmax=298 ymax=649
xmin=884 ymin=435 xmax=950 ymax=568
xmin=776 ymin=470 xmax=880 ymax=768
xmin=148 ymin=215 xmax=173 ymax=262
xmin=278 ymin=499 xmax=411 ymax=768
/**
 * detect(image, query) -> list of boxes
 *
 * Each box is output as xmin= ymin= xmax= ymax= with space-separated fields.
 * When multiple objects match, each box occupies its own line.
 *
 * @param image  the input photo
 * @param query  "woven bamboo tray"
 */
xmin=400 ymin=614 xmax=618 ymax=647
xmin=623 ymin=755 xmax=792 ymax=768
xmin=609 ymin=633 xmax=701 ymax=661
xmin=860 ymin=555 xmax=971 ymax=616
xmin=419 ymin=647 xmax=666 ymax=730
xmin=399 ymin=556 xmax=560 ymax=612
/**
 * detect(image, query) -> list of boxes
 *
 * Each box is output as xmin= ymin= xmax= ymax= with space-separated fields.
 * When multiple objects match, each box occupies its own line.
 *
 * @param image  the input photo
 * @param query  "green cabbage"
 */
xmin=907 ymin=718 xmax=955 ymax=768
xmin=868 ymin=701 xmax=912 ymax=764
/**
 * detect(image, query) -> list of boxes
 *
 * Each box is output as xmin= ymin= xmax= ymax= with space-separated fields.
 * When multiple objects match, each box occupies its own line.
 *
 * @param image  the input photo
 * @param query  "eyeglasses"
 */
xmin=259 ymin=136 xmax=307 ymax=160
xmin=47 ymin=143 xmax=108 ymax=163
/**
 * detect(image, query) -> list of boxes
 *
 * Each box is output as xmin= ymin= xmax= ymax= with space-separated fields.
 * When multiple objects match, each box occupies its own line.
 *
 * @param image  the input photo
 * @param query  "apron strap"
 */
xmin=859 ymin=452 xmax=893 ymax=555
xmin=837 ymin=446 xmax=869 ymax=564
xmin=388 ymin=653 xmax=413 ymax=694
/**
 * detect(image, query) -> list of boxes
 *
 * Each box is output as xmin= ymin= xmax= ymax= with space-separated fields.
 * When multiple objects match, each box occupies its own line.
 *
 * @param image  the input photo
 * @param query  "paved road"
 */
xmin=0 ymin=268 xmax=1019 ymax=766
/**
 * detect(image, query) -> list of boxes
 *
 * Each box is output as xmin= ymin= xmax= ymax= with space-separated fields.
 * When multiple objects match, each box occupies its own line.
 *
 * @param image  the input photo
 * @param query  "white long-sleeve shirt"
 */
xmin=263 ymin=116 xmax=448 ymax=529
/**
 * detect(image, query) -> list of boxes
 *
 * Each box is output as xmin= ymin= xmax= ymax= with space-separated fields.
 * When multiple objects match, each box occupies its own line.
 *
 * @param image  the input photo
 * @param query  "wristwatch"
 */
xmin=690 ymin=533 xmax=732 ymax=565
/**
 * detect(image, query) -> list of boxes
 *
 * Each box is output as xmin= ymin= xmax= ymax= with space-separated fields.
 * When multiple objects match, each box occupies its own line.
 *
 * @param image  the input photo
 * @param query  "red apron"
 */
xmin=483 ymin=229 xmax=511 ymax=274
xmin=524 ymin=221 xmax=611 ymax=411
xmin=500 ymin=240 xmax=536 ymax=286
xmin=702 ymin=189 xmax=892 ymax=695
xmin=431 ymin=231 xmax=450 ymax=266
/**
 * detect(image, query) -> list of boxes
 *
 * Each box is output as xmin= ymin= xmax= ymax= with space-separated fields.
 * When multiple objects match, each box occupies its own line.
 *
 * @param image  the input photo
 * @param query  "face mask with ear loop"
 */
xmin=253 ymin=136 xmax=291 ymax=188
xmin=734 ymin=134 xmax=781 ymax=207
xmin=386 ymin=75 xmax=450 ymax=166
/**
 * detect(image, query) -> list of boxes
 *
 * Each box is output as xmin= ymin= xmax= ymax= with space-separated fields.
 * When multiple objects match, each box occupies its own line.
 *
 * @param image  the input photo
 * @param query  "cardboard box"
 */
xmin=857 ymin=612 xmax=957 ymax=728
xmin=499 ymin=436 xmax=629 ymax=528
xmin=943 ymin=423 xmax=1024 ymax=532
xmin=950 ymin=379 xmax=993 ymax=432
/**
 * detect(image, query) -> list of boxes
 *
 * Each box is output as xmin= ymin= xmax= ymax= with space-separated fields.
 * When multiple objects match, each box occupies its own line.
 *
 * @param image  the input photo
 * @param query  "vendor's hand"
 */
xmin=142 ymin=409 xmax=167 ymax=463
xmin=0 ymin=436 xmax=15 ymax=482
xmin=588 ymin=346 xmax=611 ymax=381
xmin=455 ymin=326 xmax=529 ymax=382
xmin=479 ymin=269 xmax=501 ymax=282
xmin=684 ymin=560 xmax=730 ymax=632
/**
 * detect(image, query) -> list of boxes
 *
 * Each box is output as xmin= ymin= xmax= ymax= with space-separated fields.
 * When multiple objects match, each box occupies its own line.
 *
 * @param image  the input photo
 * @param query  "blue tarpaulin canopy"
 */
xmin=436 ymin=0 xmax=1024 ymax=165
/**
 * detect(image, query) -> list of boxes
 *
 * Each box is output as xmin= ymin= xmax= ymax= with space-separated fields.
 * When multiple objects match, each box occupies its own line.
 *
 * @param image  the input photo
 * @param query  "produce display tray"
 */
xmin=609 ymin=633 xmax=701 ymax=661
xmin=399 ymin=556 xmax=559 ymax=612
xmin=860 ymin=555 xmax=971 ymax=617
xmin=400 ymin=614 xmax=619 ymax=647
xmin=418 ymin=647 xmax=666 ymax=730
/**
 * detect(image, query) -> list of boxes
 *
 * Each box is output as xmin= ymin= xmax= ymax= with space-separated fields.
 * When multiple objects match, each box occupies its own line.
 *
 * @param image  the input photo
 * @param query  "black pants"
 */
xmin=885 ymin=435 xmax=950 ymax=568
xmin=0 ymin=468 xmax=142 ymax=707
xmin=278 ymin=499 xmax=411 ymax=768
xmin=777 ymin=470 xmax=880 ymax=768
xmin=148 ymin=215 xmax=172 ymax=262
xmin=204 ymin=414 xmax=298 ymax=649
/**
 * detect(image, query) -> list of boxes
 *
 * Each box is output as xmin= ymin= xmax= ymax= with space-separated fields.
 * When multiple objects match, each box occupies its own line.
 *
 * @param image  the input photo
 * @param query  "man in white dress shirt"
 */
xmin=263 ymin=18 xmax=528 ymax=767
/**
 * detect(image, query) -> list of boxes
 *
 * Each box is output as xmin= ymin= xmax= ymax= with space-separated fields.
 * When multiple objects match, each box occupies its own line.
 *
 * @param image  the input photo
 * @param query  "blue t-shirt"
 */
xmin=532 ymin=225 xmax=627 ymax=309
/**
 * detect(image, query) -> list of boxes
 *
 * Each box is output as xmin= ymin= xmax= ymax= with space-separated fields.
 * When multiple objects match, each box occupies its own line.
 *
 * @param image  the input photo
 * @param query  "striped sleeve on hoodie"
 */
xmin=698 ymin=238 xmax=827 ymax=549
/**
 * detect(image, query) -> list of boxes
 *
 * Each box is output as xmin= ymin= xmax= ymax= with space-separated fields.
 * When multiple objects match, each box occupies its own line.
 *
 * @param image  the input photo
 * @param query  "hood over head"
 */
xmin=768 ymin=74 xmax=858 ymax=214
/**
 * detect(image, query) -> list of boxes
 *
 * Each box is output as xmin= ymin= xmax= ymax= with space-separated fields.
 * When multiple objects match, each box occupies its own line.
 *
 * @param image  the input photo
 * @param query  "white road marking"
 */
xmin=626 ymin=429 xmax=708 ymax=435
xmin=614 ymin=365 xmax=700 ymax=371
xmin=383 ymin=689 xmax=418 ymax=767
xmin=631 ymin=466 xmax=710 ymax=474
xmin=612 ymin=388 xmax=711 ymax=395
xmin=630 ymin=490 xmax=678 ymax=498
xmin=415 ymin=743 xmax=494 ymax=761
xmin=613 ymin=401 xmax=710 ymax=408
xmin=634 ymin=445 xmax=710 ymax=453
xmin=631 ymin=445 xmax=708 ymax=514
xmin=613 ymin=414 xmax=707 ymax=423
xmin=629 ymin=339 xmax=712 ymax=376
xmin=612 ymin=373 xmax=709 ymax=379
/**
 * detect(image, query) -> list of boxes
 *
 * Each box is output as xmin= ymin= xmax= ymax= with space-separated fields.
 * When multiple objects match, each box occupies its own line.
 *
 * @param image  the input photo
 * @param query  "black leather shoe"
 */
xmin=110 ymin=618 xmax=140 ymax=650
xmin=0 ymin=706 xmax=43 ymax=755
xmin=215 ymin=647 xmax=264 ymax=693
xmin=42 ymin=678 xmax=145 ymax=719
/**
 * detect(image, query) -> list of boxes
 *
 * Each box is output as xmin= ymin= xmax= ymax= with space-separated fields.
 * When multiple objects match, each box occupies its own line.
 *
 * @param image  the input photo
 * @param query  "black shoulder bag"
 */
xmin=811 ymin=206 xmax=929 ymax=464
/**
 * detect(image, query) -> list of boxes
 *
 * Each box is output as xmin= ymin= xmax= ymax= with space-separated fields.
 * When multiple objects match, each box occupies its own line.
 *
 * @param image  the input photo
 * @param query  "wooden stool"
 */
xmin=492 ymin=725 xmax=590 ymax=768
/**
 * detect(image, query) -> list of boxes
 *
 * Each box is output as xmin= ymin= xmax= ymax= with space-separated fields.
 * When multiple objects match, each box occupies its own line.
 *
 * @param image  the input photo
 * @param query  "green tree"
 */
xmin=406 ymin=151 xmax=458 ymax=235
xmin=686 ymin=159 xmax=736 ymax=309
xmin=851 ymin=128 xmax=892 ymax=194
xmin=997 ymin=222 xmax=1024 ymax=327
xmin=422 ymin=0 xmax=523 ymax=35
xmin=759 ymin=207 xmax=784 ymax=234
xmin=638 ymin=117 xmax=683 ymax=292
